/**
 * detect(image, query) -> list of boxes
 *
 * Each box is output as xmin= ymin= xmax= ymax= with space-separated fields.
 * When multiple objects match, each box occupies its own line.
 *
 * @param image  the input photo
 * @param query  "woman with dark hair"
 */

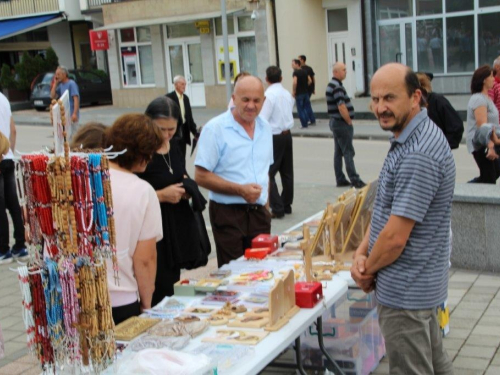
xmin=70 ymin=122 xmax=107 ymax=149
xmin=105 ymin=113 xmax=164 ymax=324
xmin=466 ymin=65 xmax=500 ymax=183
xmin=138 ymin=96 xmax=209 ymax=306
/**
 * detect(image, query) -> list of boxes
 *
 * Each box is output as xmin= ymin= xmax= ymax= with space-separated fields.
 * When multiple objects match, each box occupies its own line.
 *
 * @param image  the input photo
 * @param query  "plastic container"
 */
xmin=300 ymin=289 xmax=385 ymax=375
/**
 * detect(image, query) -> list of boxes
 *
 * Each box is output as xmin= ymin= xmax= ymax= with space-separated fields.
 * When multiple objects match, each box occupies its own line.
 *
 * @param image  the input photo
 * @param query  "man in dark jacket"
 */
xmin=166 ymin=76 xmax=199 ymax=158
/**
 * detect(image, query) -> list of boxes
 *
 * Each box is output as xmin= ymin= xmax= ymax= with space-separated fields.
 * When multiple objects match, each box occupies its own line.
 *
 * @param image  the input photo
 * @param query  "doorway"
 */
xmin=167 ymin=40 xmax=205 ymax=107
xmin=377 ymin=20 xmax=414 ymax=68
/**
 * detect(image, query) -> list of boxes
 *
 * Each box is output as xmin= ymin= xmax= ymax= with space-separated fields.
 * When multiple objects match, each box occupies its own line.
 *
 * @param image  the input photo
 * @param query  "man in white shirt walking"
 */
xmin=260 ymin=66 xmax=295 ymax=218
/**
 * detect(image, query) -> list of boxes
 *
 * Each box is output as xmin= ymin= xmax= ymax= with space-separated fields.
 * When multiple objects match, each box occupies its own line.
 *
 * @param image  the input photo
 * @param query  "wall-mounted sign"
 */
xmin=89 ymin=30 xmax=109 ymax=51
xmin=219 ymin=46 xmax=234 ymax=53
xmin=200 ymin=27 xmax=210 ymax=34
xmin=195 ymin=21 xmax=210 ymax=28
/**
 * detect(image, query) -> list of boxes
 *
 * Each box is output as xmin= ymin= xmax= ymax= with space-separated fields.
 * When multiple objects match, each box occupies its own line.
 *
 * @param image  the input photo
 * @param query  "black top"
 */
xmin=301 ymin=65 xmax=315 ymax=94
xmin=426 ymin=92 xmax=464 ymax=149
xmin=293 ymin=68 xmax=309 ymax=96
xmin=137 ymin=142 xmax=201 ymax=302
xmin=166 ymin=91 xmax=197 ymax=146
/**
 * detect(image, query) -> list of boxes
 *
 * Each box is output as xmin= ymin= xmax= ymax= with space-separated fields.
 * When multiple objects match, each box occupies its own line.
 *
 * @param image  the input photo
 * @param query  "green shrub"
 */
xmin=0 ymin=64 xmax=15 ymax=90
xmin=90 ymin=69 xmax=108 ymax=79
xmin=44 ymin=47 xmax=59 ymax=71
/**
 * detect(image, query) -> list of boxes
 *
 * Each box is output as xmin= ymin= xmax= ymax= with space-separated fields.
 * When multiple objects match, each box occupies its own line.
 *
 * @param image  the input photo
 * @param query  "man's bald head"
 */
xmin=232 ymin=75 xmax=265 ymax=126
xmin=333 ymin=62 xmax=347 ymax=81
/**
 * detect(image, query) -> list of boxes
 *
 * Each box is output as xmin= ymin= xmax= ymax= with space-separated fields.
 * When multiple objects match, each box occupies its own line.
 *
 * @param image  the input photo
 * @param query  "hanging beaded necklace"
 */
xmin=41 ymin=259 xmax=64 ymax=352
xmin=17 ymin=265 xmax=35 ymax=352
xmin=59 ymin=258 xmax=81 ymax=362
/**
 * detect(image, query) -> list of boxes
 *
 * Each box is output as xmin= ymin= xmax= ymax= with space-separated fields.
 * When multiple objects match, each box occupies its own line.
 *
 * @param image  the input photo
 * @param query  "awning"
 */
xmin=0 ymin=13 xmax=65 ymax=41
xmin=94 ymin=8 xmax=246 ymax=31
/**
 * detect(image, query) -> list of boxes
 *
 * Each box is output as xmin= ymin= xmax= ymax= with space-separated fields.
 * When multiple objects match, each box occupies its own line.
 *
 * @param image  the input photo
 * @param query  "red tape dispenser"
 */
xmin=251 ymin=234 xmax=279 ymax=253
xmin=295 ymin=282 xmax=323 ymax=308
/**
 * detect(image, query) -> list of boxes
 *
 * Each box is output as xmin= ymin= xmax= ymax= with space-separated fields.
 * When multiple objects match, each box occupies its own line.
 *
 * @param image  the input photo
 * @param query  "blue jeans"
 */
xmin=295 ymin=93 xmax=315 ymax=127
xmin=330 ymin=118 xmax=361 ymax=184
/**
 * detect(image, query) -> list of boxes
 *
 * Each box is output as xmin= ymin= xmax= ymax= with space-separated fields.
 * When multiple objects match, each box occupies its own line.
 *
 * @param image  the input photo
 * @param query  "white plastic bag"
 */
xmin=116 ymin=348 xmax=212 ymax=375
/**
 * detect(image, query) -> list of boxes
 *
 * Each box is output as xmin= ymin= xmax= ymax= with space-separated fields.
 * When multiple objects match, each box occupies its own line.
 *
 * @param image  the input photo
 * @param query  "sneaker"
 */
xmin=12 ymin=247 xmax=29 ymax=261
xmin=0 ymin=251 xmax=13 ymax=264
xmin=336 ymin=181 xmax=351 ymax=187
xmin=352 ymin=180 xmax=367 ymax=189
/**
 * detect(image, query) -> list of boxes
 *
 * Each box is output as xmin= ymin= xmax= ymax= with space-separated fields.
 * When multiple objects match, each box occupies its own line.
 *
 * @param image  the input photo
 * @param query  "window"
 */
xmin=417 ymin=0 xmax=442 ymax=16
xmin=478 ymin=12 xmax=500 ymax=66
xmin=446 ymin=16 xmax=475 ymax=73
xmin=167 ymin=23 xmax=199 ymax=38
xmin=119 ymin=27 xmax=154 ymax=86
xmin=446 ymin=0 xmax=473 ymax=13
xmin=237 ymin=16 xmax=254 ymax=32
xmin=377 ymin=0 xmax=412 ymax=19
xmin=416 ymin=19 xmax=444 ymax=73
xmin=480 ymin=0 xmax=500 ymax=7
xmin=215 ymin=17 xmax=235 ymax=35
xmin=238 ymin=37 xmax=257 ymax=76
xmin=327 ymin=9 xmax=348 ymax=32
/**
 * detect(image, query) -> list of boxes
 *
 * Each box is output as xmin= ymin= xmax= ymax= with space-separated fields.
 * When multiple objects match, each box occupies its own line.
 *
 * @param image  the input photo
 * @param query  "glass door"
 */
xmin=167 ymin=41 xmax=205 ymax=107
xmin=378 ymin=21 xmax=414 ymax=68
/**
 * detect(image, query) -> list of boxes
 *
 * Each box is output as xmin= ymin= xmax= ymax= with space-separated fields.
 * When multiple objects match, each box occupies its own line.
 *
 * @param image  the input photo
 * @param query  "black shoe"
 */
xmin=284 ymin=206 xmax=292 ymax=214
xmin=468 ymin=177 xmax=481 ymax=183
xmin=336 ymin=181 xmax=351 ymax=187
xmin=352 ymin=180 xmax=366 ymax=189
xmin=271 ymin=211 xmax=284 ymax=219
xmin=309 ymin=122 xmax=316 ymax=126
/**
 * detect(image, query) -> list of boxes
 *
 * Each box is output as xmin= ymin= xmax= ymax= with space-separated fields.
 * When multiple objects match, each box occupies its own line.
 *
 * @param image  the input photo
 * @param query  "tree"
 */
xmin=0 ymin=64 xmax=15 ymax=90
xmin=15 ymin=52 xmax=40 ymax=91
xmin=44 ymin=47 xmax=59 ymax=71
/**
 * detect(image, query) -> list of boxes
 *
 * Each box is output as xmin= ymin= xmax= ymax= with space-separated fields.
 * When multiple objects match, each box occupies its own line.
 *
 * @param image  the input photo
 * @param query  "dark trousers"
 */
xmin=295 ymin=93 xmax=315 ymax=127
xmin=209 ymin=200 xmax=271 ymax=267
xmin=472 ymin=148 xmax=500 ymax=184
xmin=269 ymin=131 xmax=294 ymax=216
xmin=0 ymin=160 xmax=25 ymax=254
xmin=330 ymin=118 xmax=361 ymax=184
xmin=112 ymin=300 xmax=141 ymax=325
xmin=152 ymin=266 xmax=180 ymax=308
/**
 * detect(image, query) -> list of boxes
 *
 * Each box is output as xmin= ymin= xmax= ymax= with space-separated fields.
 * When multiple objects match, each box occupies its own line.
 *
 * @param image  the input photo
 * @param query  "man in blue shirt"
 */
xmin=50 ymin=66 xmax=80 ymax=137
xmin=195 ymin=76 xmax=273 ymax=266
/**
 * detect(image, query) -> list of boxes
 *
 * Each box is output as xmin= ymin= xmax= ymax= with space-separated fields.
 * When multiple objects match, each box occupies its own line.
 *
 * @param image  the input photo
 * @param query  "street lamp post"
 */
xmin=221 ymin=0 xmax=232 ymax=103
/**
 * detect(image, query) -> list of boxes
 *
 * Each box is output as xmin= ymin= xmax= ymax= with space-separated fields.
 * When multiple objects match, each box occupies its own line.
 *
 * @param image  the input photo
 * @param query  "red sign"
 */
xmin=89 ymin=30 xmax=109 ymax=51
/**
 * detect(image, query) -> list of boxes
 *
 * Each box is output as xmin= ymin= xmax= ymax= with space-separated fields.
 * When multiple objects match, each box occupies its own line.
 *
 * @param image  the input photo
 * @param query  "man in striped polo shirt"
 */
xmin=351 ymin=63 xmax=455 ymax=375
xmin=326 ymin=62 xmax=365 ymax=188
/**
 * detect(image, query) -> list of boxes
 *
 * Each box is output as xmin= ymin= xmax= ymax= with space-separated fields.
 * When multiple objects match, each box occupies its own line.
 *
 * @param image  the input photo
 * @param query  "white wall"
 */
xmin=61 ymin=0 xmax=84 ymax=21
xmin=48 ymin=22 xmax=74 ymax=69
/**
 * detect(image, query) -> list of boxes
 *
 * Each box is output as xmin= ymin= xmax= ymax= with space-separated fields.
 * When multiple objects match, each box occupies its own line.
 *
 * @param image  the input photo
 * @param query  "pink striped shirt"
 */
xmin=488 ymin=77 xmax=500 ymax=123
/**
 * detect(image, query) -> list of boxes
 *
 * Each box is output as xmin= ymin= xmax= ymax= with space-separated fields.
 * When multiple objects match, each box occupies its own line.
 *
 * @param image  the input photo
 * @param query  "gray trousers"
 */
xmin=378 ymin=304 xmax=454 ymax=375
xmin=329 ymin=118 xmax=361 ymax=184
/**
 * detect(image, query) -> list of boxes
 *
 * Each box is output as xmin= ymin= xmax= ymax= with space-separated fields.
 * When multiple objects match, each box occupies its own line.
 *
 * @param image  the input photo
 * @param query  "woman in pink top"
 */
xmin=105 ymin=114 xmax=164 ymax=324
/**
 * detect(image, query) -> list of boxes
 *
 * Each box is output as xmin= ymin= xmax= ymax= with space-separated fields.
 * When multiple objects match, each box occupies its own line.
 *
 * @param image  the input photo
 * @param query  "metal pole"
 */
xmin=221 ymin=0 xmax=232 ymax=103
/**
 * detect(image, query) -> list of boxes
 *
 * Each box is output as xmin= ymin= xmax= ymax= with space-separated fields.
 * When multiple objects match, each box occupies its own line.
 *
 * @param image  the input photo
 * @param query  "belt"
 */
xmin=274 ymin=129 xmax=290 ymax=136
xmin=211 ymin=200 xmax=262 ymax=211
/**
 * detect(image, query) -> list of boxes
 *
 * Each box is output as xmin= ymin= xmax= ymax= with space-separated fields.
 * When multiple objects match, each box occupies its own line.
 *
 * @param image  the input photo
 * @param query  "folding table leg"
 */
xmin=316 ymin=316 xmax=346 ymax=375
xmin=293 ymin=336 xmax=307 ymax=375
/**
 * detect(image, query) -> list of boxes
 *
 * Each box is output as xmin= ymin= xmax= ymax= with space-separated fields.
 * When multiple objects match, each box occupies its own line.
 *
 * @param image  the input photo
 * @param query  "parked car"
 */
xmin=30 ymin=70 xmax=112 ymax=111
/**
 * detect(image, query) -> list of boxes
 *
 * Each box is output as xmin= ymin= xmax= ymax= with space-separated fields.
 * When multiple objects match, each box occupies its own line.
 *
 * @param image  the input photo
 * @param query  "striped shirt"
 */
xmin=488 ymin=78 xmax=500 ymax=120
xmin=369 ymin=108 xmax=456 ymax=310
xmin=326 ymin=78 xmax=354 ymax=120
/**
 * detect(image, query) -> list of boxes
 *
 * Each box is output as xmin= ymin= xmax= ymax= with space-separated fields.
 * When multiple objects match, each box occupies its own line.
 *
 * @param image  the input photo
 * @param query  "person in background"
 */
xmin=299 ymin=55 xmax=316 ymax=104
xmin=195 ymin=76 xmax=273 ymax=267
xmin=50 ymin=66 xmax=80 ymax=137
xmin=105 ymin=113 xmax=164 ymax=324
xmin=417 ymin=73 xmax=464 ymax=149
xmin=466 ymin=65 xmax=500 ymax=184
xmin=260 ymin=66 xmax=295 ymax=219
xmin=166 ymin=76 xmax=199 ymax=159
xmin=292 ymin=59 xmax=315 ymax=129
xmin=0 ymin=92 xmax=27 ymax=264
xmin=228 ymin=71 xmax=251 ymax=109
xmin=488 ymin=56 xmax=500 ymax=119
xmin=326 ymin=62 xmax=365 ymax=189
xmin=70 ymin=122 xmax=107 ymax=150
xmin=139 ymin=97 xmax=210 ymax=306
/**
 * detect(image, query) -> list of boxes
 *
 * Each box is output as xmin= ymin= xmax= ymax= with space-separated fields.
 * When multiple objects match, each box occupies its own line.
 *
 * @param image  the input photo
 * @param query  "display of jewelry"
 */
xmin=148 ymin=320 xmax=209 ymax=338
xmin=129 ymin=335 xmax=190 ymax=352
xmin=114 ymin=317 xmax=160 ymax=341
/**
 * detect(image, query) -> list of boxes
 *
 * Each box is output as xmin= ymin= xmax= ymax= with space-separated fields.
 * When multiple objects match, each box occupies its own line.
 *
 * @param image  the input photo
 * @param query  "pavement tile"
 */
xmin=474 ymin=278 xmax=500 ymax=287
xmin=22 ymin=367 xmax=43 ymax=375
xmin=2 ymin=342 xmax=27 ymax=358
xmin=489 ymin=299 xmax=500 ymax=307
xmin=471 ymin=325 xmax=500 ymax=337
xmin=450 ymin=317 xmax=479 ymax=330
xmin=453 ymin=369 xmax=486 ymax=375
xmin=458 ymin=345 xmax=497 ymax=359
xmin=449 ymin=288 xmax=469 ymax=297
xmin=450 ymin=272 xmax=479 ymax=282
xmin=451 ymin=308 xmax=484 ymax=320
xmin=484 ymin=306 xmax=500 ymax=317
xmin=491 ymin=353 xmax=500 ymax=365
xmin=456 ymin=301 xmax=490 ymax=310
xmin=0 ymin=294 xmax=22 ymax=306
xmin=16 ymin=355 xmax=37 ymax=364
xmin=444 ymin=338 xmax=465 ymax=350
xmin=485 ymin=366 xmax=500 ymax=375
xmin=462 ymin=294 xmax=495 ymax=303
xmin=447 ymin=328 xmax=472 ymax=339
xmin=453 ymin=356 xmax=490 ymax=371
xmin=0 ymin=315 xmax=24 ymax=330
xmin=468 ymin=286 xmax=499 ymax=295
xmin=478 ymin=316 xmax=499 ymax=326
xmin=448 ymin=282 xmax=474 ymax=290
xmin=447 ymin=349 xmax=459 ymax=360
xmin=1 ymin=330 xmax=26 ymax=342
xmin=466 ymin=334 xmax=500 ymax=347
xmin=0 ymin=307 xmax=20 ymax=319
xmin=0 ymin=362 xmax=34 ymax=375
xmin=372 ymin=361 xmax=390 ymax=374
